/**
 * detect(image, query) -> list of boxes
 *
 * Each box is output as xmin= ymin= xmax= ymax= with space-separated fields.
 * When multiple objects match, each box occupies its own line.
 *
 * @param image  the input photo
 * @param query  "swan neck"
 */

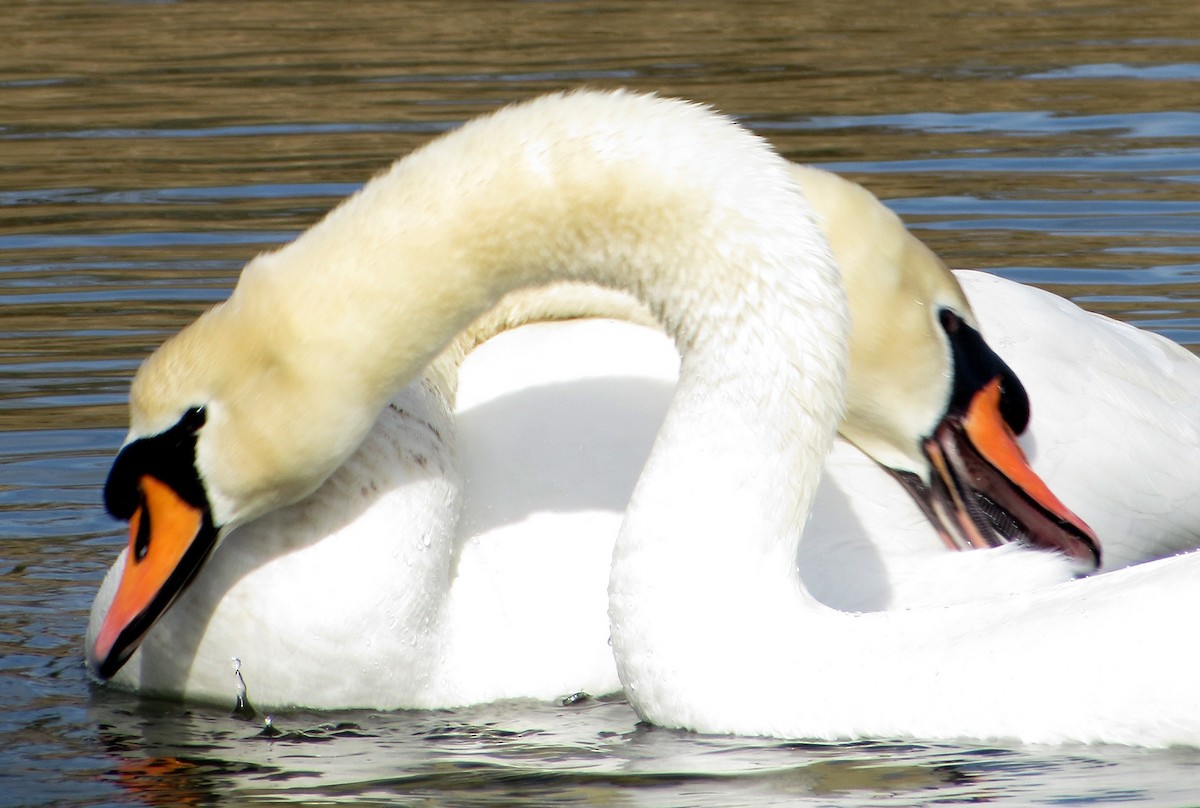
xmin=201 ymin=92 xmax=849 ymax=532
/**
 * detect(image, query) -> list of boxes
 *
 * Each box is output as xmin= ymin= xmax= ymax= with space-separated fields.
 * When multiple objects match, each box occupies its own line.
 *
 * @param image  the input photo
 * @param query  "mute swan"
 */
xmin=453 ymin=170 xmax=1200 ymax=620
xmin=86 ymin=91 xmax=1168 ymax=744
xmin=86 ymin=103 xmax=1092 ymax=708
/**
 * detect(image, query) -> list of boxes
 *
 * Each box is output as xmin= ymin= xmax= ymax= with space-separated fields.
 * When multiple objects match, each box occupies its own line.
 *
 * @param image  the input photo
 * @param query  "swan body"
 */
xmin=86 ymin=90 xmax=1195 ymax=745
xmin=90 ymin=319 xmax=663 ymax=707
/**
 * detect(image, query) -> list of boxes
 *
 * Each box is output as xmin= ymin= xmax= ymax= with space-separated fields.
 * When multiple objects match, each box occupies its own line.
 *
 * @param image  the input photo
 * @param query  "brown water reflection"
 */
xmin=9 ymin=1 xmax=1200 ymax=163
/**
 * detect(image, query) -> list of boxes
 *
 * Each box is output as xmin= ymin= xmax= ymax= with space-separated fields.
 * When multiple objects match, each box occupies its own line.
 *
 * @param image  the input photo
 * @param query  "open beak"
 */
xmin=895 ymin=376 xmax=1100 ymax=572
xmin=89 ymin=474 xmax=219 ymax=679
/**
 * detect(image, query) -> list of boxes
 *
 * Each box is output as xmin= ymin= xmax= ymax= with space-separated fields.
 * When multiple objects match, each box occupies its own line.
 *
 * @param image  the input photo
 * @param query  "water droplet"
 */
xmin=230 ymin=657 xmax=256 ymax=719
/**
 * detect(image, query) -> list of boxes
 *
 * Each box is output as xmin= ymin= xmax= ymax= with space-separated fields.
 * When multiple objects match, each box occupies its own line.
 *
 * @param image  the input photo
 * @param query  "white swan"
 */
xmin=455 ymin=169 xmax=1200 ymax=621
xmin=86 ymin=130 xmax=1092 ymax=708
xmin=88 ymin=90 xmax=860 ymax=708
xmin=84 ymin=90 xmax=1196 ymax=745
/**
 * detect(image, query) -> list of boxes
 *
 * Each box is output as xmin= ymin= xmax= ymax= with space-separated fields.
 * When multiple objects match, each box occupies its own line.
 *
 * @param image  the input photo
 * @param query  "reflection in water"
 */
xmin=89 ymin=693 xmax=984 ymax=806
xmin=88 ymin=690 xmax=1198 ymax=806
xmin=4 ymin=0 xmax=1200 ymax=805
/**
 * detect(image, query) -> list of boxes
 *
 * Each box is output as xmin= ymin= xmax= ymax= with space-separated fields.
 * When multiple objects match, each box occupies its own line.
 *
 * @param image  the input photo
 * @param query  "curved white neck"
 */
xmin=215 ymin=91 xmax=849 ymax=528
xmin=608 ymin=333 xmax=843 ymax=728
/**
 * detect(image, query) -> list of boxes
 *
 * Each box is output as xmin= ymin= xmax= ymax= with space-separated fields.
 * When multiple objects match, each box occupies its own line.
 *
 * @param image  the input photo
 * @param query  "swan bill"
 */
xmin=91 ymin=406 xmax=218 ymax=680
xmin=89 ymin=474 xmax=219 ymax=679
xmin=894 ymin=377 xmax=1101 ymax=571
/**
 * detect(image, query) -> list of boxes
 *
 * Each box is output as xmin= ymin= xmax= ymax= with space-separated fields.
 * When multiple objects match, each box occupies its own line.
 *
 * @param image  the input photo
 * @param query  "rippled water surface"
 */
xmin=4 ymin=1 xmax=1200 ymax=805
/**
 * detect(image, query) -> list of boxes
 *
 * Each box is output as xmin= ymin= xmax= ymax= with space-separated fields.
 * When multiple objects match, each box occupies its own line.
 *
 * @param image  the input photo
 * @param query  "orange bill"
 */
xmin=931 ymin=376 xmax=1100 ymax=569
xmin=963 ymin=378 xmax=1092 ymax=538
xmin=91 ymin=474 xmax=214 ymax=679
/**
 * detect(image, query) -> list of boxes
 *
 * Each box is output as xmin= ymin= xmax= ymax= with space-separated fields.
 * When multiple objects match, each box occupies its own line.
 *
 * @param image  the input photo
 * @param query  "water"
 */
xmin=3 ymin=1 xmax=1200 ymax=805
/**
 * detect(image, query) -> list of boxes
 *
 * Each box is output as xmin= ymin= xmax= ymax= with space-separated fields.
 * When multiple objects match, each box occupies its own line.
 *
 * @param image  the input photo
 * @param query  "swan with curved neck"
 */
xmin=92 ymin=89 xmax=851 ymax=700
xmin=88 ymin=92 xmax=1121 ymax=736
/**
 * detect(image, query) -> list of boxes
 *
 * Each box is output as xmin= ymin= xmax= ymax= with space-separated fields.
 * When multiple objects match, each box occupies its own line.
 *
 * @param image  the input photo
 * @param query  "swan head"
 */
xmin=89 ymin=266 xmax=388 ymax=680
xmin=793 ymin=166 xmax=1099 ymax=571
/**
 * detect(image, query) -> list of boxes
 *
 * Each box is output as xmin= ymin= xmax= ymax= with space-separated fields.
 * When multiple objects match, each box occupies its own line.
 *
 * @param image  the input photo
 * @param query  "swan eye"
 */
xmin=180 ymin=406 xmax=206 ymax=434
xmin=938 ymin=308 xmax=962 ymax=334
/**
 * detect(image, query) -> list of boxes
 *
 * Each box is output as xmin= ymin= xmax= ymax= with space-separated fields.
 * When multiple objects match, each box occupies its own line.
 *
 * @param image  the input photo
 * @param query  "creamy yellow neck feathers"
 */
xmin=789 ymin=165 xmax=973 ymax=472
xmin=127 ymin=90 xmax=847 ymax=530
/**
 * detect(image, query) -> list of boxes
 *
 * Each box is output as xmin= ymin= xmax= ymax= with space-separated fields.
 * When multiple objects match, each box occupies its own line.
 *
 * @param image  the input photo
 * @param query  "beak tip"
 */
xmin=88 ymin=648 xmax=128 ymax=683
xmin=84 ymin=645 xmax=108 ymax=682
xmin=87 ymin=621 xmax=129 ymax=682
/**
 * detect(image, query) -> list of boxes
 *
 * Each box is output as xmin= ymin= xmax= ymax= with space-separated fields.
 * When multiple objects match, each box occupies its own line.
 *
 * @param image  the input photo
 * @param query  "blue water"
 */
xmin=2 ymin=1 xmax=1200 ymax=805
